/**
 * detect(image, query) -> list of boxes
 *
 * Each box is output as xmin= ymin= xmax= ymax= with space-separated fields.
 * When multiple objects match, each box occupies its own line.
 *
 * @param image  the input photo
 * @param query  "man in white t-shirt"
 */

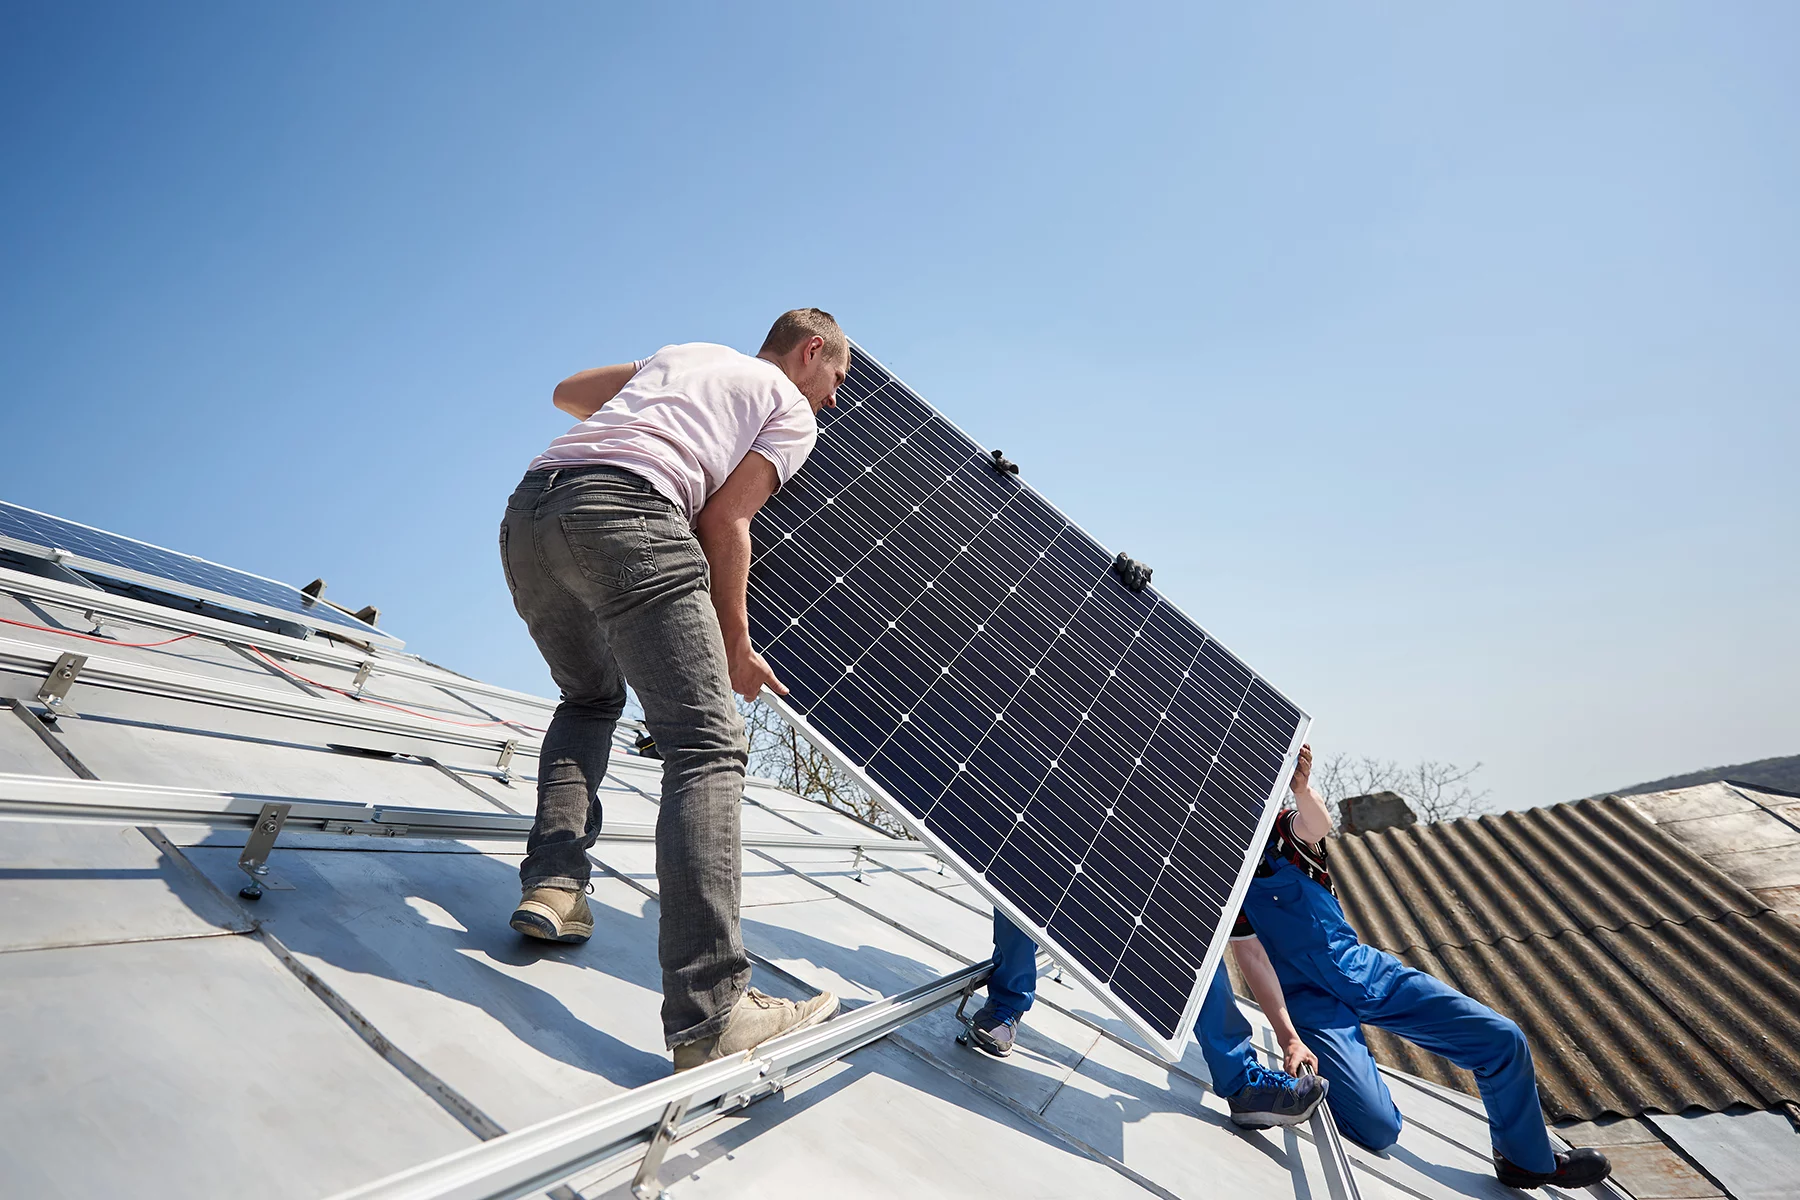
xmin=499 ymin=309 xmax=850 ymax=1070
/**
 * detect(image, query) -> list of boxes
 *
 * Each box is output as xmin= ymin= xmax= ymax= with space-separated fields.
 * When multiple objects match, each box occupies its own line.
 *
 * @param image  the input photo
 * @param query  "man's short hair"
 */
xmin=760 ymin=308 xmax=848 ymax=363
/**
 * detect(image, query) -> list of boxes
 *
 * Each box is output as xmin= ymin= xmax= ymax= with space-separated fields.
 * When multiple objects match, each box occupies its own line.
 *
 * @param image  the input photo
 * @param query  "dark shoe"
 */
xmin=510 ymin=886 xmax=594 ymax=943
xmin=967 ymin=1001 xmax=1023 ymax=1057
xmin=1227 ymin=1062 xmax=1330 ymax=1128
xmin=1494 ymin=1148 xmax=1612 ymax=1190
xmin=672 ymin=988 xmax=839 ymax=1072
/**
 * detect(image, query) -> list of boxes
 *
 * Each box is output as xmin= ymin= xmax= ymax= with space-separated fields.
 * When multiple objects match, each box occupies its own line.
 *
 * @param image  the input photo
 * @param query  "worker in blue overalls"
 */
xmin=1233 ymin=745 xmax=1612 ymax=1191
xmin=972 ymin=911 xmax=1329 ymax=1129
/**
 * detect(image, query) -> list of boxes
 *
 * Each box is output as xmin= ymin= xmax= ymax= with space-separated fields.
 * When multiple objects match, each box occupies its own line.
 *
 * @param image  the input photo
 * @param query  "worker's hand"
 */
xmin=727 ymin=645 xmax=787 ymax=702
xmin=1289 ymin=743 xmax=1313 ymax=796
xmin=1282 ymin=1037 xmax=1319 ymax=1077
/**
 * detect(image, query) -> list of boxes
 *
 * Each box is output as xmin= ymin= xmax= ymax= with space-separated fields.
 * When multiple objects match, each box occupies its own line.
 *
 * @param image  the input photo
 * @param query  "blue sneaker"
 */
xmin=968 ymin=1001 xmax=1023 ymax=1057
xmin=1226 ymin=1061 xmax=1329 ymax=1128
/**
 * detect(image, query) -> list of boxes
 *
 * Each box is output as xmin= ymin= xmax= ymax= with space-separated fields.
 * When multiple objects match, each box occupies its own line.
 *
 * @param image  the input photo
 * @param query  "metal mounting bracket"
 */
xmin=350 ymin=660 xmax=374 ymax=697
xmin=850 ymin=847 xmax=867 ymax=884
xmin=497 ymin=740 xmax=518 ymax=780
xmin=950 ymin=976 xmax=983 ymax=1050
xmin=35 ymin=652 xmax=87 ymax=719
xmin=237 ymin=801 xmax=293 ymax=900
xmin=630 ymin=1095 xmax=692 ymax=1200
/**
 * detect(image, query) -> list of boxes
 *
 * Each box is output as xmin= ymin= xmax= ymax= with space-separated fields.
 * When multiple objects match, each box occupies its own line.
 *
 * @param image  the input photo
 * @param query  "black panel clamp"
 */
xmin=989 ymin=449 xmax=1019 ymax=475
xmin=1112 ymin=552 xmax=1153 ymax=593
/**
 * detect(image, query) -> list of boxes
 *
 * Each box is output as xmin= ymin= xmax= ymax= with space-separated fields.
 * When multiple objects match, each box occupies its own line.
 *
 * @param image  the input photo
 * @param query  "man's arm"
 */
xmin=1288 ymin=743 xmax=1333 ymax=845
xmin=1230 ymin=935 xmax=1319 ymax=1076
xmin=694 ymin=452 xmax=787 ymax=701
xmin=552 ymin=363 xmax=639 ymax=420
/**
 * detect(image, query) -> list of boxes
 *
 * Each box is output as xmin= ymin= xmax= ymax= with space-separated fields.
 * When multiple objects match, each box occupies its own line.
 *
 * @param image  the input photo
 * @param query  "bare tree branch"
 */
xmin=738 ymin=699 xmax=908 ymax=836
xmin=1314 ymin=750 xmax=1492 ymax=825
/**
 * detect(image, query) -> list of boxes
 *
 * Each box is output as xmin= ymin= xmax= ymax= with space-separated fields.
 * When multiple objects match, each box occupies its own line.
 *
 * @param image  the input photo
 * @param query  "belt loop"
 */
xmin=546 ymin=468 xmax=561 ymax=488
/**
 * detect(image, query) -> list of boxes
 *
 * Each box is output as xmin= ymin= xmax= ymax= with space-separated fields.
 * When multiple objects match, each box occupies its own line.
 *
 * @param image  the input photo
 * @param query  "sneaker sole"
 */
xmin=1495 ymin=1166 xmax=1612 ymax=1192
xmin=510 ymin=903 xmax=593 ymax=943
xmin=1230 ymin=1093 xmax=1326 ymax=1129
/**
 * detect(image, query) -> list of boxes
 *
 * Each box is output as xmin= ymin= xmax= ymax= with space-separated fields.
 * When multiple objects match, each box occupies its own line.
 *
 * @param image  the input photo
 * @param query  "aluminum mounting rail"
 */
xmin=0 ymin=773 xmax=939 ymax=857
xmin=0 ymin=634 xmax=541 ymax=763
xmin=1303 ymin=1064 xmax=1363 ymax=1200
xmin=0 ymin=564 xmax=556 ymax=715
xmin=324 ymin=960 xmax=993 ymax=1200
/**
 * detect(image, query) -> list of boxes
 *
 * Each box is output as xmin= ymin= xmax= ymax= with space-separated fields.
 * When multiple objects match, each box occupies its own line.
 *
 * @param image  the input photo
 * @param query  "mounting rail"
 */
xmin=323 ymin=960 xmax=994 ymax=1200
xmin=0 ymin=564 xmax=555 ymax=715
xmin=0 ymin=772 xmax=940 ymax=857
xmin=0 ymin=635 xmax=540 ymax=762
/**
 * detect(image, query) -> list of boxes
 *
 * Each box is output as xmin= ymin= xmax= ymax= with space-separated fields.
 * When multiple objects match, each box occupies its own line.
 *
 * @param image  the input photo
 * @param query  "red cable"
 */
xmin=246 ymin=645 xmax=545 ymax=734
xmin=0 ymin=614 xmax=197 ymax=649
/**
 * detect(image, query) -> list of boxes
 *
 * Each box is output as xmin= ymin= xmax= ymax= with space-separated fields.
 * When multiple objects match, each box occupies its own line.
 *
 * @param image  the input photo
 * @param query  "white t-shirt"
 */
xmin=529 ymin=343 xmax=819 ymax=524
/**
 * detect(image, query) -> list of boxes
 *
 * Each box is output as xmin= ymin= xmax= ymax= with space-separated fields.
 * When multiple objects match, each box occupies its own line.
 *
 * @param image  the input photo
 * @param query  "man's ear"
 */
xmin=804 ymin=335 xmax=824 ymax=364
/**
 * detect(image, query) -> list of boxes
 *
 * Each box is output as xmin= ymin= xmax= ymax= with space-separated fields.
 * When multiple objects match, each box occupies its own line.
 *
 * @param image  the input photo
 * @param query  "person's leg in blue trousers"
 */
xmin=1194 ymin=960 xmax=1258 ymax=1098
xmin=1349 ymin=950 xmax=1555 ymax=1173
xmin=1282 ymin=984 xmax=1405 ymax=1152
xmin=987 ymin=911 xmax=1038 ymax=1015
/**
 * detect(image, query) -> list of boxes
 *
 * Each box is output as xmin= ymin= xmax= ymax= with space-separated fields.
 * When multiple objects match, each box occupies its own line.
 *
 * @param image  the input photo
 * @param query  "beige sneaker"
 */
xmin=672 ymin=988 xmax=839 ymax=1071
xmin=510 ymin=886 xmax=594 ymax=943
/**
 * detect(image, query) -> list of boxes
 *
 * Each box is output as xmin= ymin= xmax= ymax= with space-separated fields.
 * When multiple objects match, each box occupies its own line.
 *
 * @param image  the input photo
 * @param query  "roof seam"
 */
xmin=1368 ymin=903 xmax=1785 ymax=955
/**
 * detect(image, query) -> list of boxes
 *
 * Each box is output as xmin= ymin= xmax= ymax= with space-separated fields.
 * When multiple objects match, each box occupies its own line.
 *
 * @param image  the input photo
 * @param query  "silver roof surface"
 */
xmin=0 ymin=561 xmax=1627 ymax=1200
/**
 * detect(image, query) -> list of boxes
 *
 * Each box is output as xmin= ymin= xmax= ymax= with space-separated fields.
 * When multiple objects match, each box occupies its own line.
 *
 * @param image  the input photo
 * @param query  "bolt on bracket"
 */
xmin=631 ymin=1095 xmax=692 ymax=1200
xmin=497 ymin=740 xmax=518 ymax=779
xmin=237 ymin=801 xmax=293 ymax=901
xmin=35 ymin=652 xmax=87 ymax=718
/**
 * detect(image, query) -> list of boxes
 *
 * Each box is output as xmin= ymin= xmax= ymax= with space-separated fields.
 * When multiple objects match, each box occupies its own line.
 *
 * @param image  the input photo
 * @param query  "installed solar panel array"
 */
xmin=0 ymin=500 xmax=391 ymax=643
xmin=748 ymin=345 xmax=1308 ymax=1059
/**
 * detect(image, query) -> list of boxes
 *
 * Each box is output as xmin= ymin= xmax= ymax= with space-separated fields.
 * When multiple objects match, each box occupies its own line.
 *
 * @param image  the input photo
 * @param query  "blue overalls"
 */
xmin=1240 ymin=854 xmax=1557 ymax=1173
xmin=988 ymin=912 xmax=1261 ymax=1097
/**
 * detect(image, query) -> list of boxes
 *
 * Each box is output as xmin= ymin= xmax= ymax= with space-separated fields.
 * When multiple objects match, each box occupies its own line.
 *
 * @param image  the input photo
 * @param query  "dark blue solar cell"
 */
xmin=984 ymin=828 xmax=1068 ymax=927
xmin=744 ymin=345 xmax=1307 ymax=1051
xmin=1239 ymin=676 xmax=1306 ymax=752
xmin=0 ymin=500 xmax=383 ymax=637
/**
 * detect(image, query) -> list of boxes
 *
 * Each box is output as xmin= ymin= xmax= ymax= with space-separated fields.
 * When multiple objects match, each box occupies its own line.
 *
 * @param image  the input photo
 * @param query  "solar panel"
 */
xmin=747 ymin=345 xmax=1308 ymax=1061
xmin=0 ymin=500 xmax=400 ymax=647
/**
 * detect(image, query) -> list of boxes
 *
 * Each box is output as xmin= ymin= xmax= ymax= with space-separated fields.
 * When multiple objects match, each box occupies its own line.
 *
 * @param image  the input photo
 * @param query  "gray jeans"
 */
xmin=500 ymin=466 xmax=750 ymax=1047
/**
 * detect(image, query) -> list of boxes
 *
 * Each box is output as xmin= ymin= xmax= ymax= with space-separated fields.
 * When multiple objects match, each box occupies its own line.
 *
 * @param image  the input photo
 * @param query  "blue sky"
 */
xmin=3 ymin=4 xmax=1794 ymax=810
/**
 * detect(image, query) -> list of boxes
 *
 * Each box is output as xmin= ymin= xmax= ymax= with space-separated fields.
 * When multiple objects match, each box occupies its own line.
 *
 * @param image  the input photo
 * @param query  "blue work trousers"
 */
xmin=1241 ymin=858 xmax=1556 ymax=1173
xmin=988 ymin=912 xmax=1257 ymax=1097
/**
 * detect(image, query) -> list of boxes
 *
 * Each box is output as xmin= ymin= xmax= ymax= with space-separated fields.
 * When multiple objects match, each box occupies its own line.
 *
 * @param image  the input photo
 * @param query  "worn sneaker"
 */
xmin=1227 ymin=1061 xmax=1330 ymax=1128
xmin=1494 ymin=1148 xmax=1612 ymax=1190
xmin=967 ymin=1001 xmax=1023 ymax=1057
xmin=510 ymin=886 xmax=594 ymax=943
xmin=672 ymin=988 xmax=839 ymax=1072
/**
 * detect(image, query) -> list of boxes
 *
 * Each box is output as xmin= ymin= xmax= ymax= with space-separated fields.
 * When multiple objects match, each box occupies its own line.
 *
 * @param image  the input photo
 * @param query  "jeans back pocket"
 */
xmin=561 ymin=513 xmax=653 ymax=589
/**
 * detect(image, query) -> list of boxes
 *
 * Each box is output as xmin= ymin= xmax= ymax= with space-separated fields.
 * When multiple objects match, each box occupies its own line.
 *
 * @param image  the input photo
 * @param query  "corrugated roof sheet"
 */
xmin=1331 ymin=796 xmax=1800 ymax=1120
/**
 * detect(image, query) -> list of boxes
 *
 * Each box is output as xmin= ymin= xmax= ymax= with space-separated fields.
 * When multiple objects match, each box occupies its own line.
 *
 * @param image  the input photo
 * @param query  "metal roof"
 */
xmin=1329 ymin=797 xmax=1800 ymax=1122
xmin=1622 ymin=781 xmax=1800 ymax=926
xmin=0 ymin=546 xmax=1629 ymax=1200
